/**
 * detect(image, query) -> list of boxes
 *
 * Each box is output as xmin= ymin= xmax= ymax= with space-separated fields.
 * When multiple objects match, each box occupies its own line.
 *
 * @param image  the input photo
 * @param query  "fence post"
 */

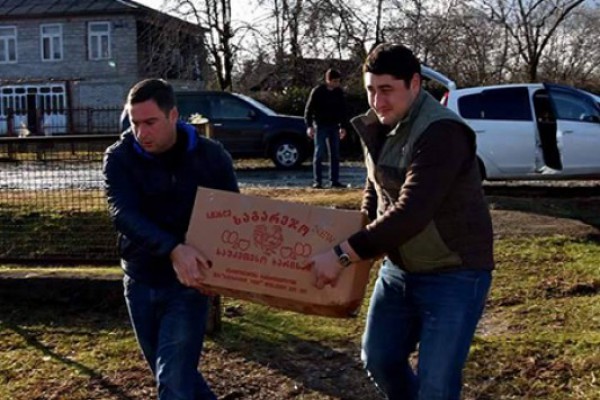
xmin=87 ymin=108 xmax=92 ymax=133
xmin=205 ymin=295 xmax=222 ymax=336
xmin=6 ymin=108 xmax=15 ymax=137
xmin=6 ymin=108 xmax=15 ymax=158
xmin=37 ymin=106 xmax=44 ymax=136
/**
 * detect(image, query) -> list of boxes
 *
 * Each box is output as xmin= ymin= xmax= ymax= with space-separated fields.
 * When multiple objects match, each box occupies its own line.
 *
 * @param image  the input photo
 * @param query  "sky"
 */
xmin=135 ymin=0 xmax=260 ymax=24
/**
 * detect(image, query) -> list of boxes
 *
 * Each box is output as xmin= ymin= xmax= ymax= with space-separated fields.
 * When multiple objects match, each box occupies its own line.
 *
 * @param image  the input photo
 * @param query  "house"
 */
xmin=0 ymin=0 xmax=208 ymax=135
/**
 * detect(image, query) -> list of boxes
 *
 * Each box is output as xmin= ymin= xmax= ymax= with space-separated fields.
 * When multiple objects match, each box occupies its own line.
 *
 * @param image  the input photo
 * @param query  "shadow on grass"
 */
xmin=0 ymin=210 xmax=117 ymax=262
xmin=0 ymin=279 xmax=379 ymax=400
xmin=486 ymin=193 xmax=600 ymax=233
xmin=0 ymin=293 xmax=137 ymax=400
xmin=212 ymin=314 xmax=381 ymax=400
xmin=0 ymin=319 xmax=136 ymax=400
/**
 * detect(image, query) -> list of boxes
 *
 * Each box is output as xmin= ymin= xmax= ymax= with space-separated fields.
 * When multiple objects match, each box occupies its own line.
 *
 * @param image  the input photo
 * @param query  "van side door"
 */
xmin=545 ymin=84 xmax=600 ymax=176
xmin=458 ymin=87 xmax=537 ymax=177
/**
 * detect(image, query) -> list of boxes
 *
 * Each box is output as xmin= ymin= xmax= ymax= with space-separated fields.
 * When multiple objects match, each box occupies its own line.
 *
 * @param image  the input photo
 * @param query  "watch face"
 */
xmin=334 ymin=244 xmax=352 ymax=267
xmin=339 ymin=254 xmax=352 ymax=268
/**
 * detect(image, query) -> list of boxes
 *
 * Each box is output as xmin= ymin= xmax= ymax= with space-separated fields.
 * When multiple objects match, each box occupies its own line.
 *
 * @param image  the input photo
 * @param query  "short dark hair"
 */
xmin=126 ymin=79 xmax=176 ymax=115
xmin=325 ymin=68 xmax=341 ymax=81
xmin=363 ymin=43 xmax=421 ymax=87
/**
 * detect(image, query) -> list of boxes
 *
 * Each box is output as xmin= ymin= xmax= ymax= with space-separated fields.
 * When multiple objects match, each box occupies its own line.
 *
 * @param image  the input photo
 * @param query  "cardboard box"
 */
xmin=185 ymin=188 xmax=372 ymax=318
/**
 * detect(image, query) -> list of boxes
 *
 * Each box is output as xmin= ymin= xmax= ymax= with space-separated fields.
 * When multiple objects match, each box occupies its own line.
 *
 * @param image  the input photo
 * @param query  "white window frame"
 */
xmin=40 ymin=23 xmax=63 ymax=61
xmin=0 ymin=25 xmax=17 ymax=64
xmin=88 ymin=21 xmax=111 ymax=60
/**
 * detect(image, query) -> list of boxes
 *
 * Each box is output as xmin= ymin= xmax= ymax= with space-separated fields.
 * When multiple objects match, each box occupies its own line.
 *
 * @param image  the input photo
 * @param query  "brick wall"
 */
xmin=0 ymin=15 xmax=139 ymax=108
xmin=0 ymin=16 xmax=138 ymax=80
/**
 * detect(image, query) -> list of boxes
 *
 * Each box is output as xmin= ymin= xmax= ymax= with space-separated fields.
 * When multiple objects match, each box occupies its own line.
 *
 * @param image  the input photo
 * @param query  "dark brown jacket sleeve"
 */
xmin=360 ymin=177 xmax=378 ymax=222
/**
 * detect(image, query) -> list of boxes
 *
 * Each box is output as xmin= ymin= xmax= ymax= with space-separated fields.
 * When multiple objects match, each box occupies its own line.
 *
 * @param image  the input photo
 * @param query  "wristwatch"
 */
xmin=333 ymin=244 xmax=353 ymax=268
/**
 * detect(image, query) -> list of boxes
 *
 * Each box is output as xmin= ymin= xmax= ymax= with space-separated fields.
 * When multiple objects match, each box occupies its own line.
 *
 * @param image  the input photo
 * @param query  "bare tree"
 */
xmin=479 ymin=0 xmax=585 ymax=81
xmin=374 ymin=0 xmax=385 ymax=46
xmin=421 ymin=2 xmax=510 ymax=87
xmin=540 ymin=6 xmax=600 ymax=90
xmin=385 ymin=0 xmax=461 ymax=63
xmin=453 ymin=11 xmax=511 ymax=85
xmin=257 ymin=0 xmax=306 ymax=63
xmin=137 ymin=15 xmax=206 ymax=82
xmin=166 ymin=0 xmax=241 ymax=90
xmin=301 ymin=0 xmax=383 ymax=61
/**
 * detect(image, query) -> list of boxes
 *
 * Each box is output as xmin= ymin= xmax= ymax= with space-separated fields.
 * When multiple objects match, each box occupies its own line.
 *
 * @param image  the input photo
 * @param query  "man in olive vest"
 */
xmin=309 ymin=43 xmax=494 ymax=399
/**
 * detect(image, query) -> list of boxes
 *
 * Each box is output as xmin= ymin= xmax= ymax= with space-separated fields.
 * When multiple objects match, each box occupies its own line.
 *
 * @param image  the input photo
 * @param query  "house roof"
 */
xmin=0 ymin=0 xmax=159 ymax=20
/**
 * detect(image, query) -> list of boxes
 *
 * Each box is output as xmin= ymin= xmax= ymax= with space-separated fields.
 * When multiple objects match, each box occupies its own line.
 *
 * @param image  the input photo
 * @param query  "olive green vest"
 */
xmin=352 ymin=90 xmax=471 ymax=272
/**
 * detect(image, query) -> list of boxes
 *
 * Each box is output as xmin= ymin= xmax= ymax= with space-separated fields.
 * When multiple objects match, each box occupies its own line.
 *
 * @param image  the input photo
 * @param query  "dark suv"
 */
xmin=176 ymin=91 xmax=309 ymax=169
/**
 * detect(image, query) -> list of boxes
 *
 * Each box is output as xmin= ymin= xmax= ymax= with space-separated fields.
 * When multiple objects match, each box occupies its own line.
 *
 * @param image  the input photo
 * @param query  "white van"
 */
xmin=420 ymin=68 xmax=600 ymax=180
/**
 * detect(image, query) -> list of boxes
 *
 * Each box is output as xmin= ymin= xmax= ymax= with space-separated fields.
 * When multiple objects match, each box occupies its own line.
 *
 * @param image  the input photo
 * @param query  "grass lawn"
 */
xmin=0 ymin=189 xmax=599 ymax=399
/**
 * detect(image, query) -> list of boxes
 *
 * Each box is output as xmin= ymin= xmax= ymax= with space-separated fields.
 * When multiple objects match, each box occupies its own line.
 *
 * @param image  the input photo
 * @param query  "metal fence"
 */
xmin=0 ymin=135 xmax=120 ymax=264
xmin=0 ymin=107 xmax=122 ymax=137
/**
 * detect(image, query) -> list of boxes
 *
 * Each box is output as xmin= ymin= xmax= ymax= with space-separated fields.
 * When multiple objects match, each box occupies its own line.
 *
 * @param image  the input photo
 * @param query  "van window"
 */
xmin=550 ymin=89 xmax=600 ymax=122
xmin=458 ymin=93 xmax=482 ymax=119
xmin=482 ymin=87 xmax=532 ymax=121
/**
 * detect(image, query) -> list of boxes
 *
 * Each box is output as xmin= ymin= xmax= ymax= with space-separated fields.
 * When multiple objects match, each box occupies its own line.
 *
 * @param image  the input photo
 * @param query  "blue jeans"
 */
xmin=123 ymin=275 xmax=216 ymax=400
xmin=313 ymin=124 xmax=340 ymax=185
xmin=361 ymin=260 xmax=492 ymax=400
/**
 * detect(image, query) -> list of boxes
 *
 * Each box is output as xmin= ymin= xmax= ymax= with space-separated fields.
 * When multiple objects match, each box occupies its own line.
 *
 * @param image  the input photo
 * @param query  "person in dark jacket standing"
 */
xmin=103 ymin=79 xmax=238 ymax=400
xmin=309 ymin=44 xmax=494 ymax=399
xmin=304 ymin=68 xmax=349 ymax=189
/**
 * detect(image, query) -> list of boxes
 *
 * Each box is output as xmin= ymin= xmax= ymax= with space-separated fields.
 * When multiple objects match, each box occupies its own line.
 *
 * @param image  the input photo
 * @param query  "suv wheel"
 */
xmin=270 ymin=138 xmax=303 ymax=169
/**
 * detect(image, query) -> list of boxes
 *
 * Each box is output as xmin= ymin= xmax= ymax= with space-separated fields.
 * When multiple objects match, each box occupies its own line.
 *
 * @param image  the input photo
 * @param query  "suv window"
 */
xmin=482 ymin=87 xmax=532 ymax=121
xmin=177 ymin=96 xmax=211 ymax=120
xmin=211 ymin=96 xmax=253 ymax=119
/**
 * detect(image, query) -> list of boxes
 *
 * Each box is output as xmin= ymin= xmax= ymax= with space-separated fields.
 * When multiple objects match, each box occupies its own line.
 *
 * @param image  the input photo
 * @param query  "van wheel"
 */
xmin=270 ymin=138 xmax=303 ymax=169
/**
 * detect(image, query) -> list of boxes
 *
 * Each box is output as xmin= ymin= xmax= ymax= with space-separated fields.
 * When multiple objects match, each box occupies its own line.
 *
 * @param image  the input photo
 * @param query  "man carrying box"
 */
xmin=104 ymin=79 xmax=238 ymax=400
xmin=309 ymin=44 xmax=494 ymax=400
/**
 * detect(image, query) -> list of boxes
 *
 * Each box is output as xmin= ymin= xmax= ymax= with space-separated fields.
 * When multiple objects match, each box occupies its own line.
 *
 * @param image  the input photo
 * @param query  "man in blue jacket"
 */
xmin=103 ymin=79 xmax=238 ymax=400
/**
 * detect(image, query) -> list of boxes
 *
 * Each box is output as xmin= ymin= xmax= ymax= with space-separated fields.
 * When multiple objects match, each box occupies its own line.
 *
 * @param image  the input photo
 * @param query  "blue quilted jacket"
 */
xmin=103 ymin=122 xmax=239 ymax=286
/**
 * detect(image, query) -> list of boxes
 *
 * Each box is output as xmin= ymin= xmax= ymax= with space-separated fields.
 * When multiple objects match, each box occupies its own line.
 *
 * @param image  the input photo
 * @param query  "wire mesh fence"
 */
xmin=0 ymin=107 xmax=122 ymax=137
xmin=0 ymin=135 xmax=120 ymax=264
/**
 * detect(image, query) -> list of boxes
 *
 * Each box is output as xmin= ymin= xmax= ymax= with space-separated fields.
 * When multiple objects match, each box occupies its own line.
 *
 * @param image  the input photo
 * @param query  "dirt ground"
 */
xmin=491 ymin=209 xmax=598 ymax=239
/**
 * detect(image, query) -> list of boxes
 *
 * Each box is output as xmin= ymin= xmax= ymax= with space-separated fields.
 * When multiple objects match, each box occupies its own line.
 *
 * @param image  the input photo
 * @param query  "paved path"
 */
xmin=236 ymin=162 xmax=366 ymax=189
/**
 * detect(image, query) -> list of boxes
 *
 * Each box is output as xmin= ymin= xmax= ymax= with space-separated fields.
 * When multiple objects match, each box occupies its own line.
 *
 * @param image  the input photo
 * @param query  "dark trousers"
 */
xmin=124 ymin=275 xmax=217 ymax=400
xmin=313 ymin=124 xmax=340 ymax=185
xmin=361 ymin=260 xmax=492 ymax=399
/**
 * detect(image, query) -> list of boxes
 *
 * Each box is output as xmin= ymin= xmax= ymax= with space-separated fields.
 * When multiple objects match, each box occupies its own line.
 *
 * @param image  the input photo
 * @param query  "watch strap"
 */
xmin=333 ymin=244 xmax=352 ymax=268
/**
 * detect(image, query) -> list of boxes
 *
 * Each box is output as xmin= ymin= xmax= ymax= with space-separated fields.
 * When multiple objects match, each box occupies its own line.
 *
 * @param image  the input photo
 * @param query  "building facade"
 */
xmin=0 ymin=0 xmax=207 ymax=135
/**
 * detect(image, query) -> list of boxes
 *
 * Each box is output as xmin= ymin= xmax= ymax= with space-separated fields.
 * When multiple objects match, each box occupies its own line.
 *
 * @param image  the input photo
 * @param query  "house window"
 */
xmin=88 ymin=22 xmax=111 ymax=60
xmin=0 ymin=26 xmax=17 ymax=64
xmin=41 ymin=24 xmax=63 ymax=61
